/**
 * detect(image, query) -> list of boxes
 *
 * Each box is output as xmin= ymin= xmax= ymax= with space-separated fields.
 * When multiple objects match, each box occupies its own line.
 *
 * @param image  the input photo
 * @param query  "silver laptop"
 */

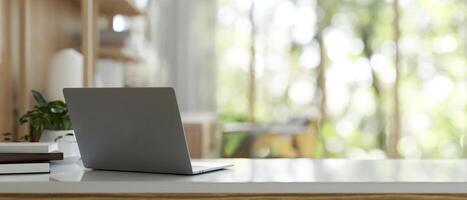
xmin=63 ymin=88 xmax=232 ymax=175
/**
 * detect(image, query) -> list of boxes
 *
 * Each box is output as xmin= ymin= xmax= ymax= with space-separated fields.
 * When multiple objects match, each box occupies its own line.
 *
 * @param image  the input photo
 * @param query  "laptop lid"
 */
xmin=63 ymin=88 xmax=193 ymax=174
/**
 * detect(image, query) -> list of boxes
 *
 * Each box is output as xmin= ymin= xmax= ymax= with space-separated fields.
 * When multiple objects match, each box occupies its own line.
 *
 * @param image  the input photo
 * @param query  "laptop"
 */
xmin=63 ymin=88 xmax=232 ymax=175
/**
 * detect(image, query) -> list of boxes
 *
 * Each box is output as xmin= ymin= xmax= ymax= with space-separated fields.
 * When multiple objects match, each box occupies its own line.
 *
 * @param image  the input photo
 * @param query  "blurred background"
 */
xmin=0 ymin=0 xmax=466 ymax=159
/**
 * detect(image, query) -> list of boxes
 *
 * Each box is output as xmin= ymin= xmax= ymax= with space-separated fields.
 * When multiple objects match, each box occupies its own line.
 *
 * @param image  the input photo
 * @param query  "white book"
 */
xmin=0 ymin=174 xmax=50 ymax=181
xmin=0 ymin=163 xmax=50 ymax=174
xmin=0 ymin=143 xmax=58 ymax=153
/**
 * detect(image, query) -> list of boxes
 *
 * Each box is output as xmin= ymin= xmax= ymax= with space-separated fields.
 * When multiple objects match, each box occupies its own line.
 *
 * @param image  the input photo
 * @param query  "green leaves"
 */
xmin=49 ymin=101 xmax=67 ymax=114
xmin=32 ymin=90 xmax=48 ymax=106
xmin=19 ymin=90 xmax=73 ymax=141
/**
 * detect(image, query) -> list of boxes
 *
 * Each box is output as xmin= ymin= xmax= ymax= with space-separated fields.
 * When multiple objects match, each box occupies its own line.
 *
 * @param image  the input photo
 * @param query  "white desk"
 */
xmin=1 ymin=159 xmax=467 ymax=199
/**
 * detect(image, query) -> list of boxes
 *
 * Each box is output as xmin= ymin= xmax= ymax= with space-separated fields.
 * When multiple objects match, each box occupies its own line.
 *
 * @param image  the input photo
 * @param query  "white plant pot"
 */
xmin=40 ymin=130 xmax=81 ymax=160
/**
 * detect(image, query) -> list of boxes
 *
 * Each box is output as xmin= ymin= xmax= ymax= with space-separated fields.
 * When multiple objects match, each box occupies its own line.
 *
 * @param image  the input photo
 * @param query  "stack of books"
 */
xmin=0 ymin=143 xmax=63 ymax=174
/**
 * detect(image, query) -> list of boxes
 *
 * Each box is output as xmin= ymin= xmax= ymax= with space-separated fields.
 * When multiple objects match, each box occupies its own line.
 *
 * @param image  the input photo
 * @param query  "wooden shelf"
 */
xmin=99 ymin=0 xmax=144 ymax=17
xmin=73 ymin=0 xmax=144 ymax=17
xmin=99 ymin=47 xmax=139 ymax=62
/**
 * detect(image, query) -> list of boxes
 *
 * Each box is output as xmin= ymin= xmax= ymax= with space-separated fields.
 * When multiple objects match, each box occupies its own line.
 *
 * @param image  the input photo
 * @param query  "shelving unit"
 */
xmin=0 ymin=0 xmax=145 ymax=140
xmin=98 ymin=0 xmax=146 ymax=62
xmin=95 ymin=0 xmax=147 ymax=87
xmin=73 ymin=0 xmax=144 ymax=17
xmin=99 ymin=0 xmax=144 ymax=16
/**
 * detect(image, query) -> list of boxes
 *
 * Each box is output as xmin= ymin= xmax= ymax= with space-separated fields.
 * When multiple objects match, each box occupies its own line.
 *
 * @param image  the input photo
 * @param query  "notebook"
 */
xmin=0 ymin=163 xmax=50 ymax=174
xmin=0 ymin=143 xmax=58 ymax=153
xmin=0 ymin=152 xmax=63 ymax=163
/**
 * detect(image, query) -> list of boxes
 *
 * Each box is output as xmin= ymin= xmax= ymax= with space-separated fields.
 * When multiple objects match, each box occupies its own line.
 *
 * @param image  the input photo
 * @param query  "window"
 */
xmin=217 ymin=0 xmax=467 ymax=158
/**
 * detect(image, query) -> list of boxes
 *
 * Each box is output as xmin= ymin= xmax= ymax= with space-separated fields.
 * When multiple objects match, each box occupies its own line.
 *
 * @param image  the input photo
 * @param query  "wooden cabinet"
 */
xmin=182 ymin=112 xmax=219 ymax=158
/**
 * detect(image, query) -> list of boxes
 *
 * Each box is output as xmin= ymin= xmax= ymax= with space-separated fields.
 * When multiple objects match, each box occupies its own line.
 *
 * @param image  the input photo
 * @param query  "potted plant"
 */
xmin=18 ymin=90 xmax=80 ymax=158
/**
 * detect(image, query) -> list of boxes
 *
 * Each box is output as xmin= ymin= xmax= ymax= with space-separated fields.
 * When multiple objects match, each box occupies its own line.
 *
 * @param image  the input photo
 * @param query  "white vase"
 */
xmin=40 ymin=130 xmax=81 ymax=159
xmin=46 ymin=49 xmax=84 ymax=101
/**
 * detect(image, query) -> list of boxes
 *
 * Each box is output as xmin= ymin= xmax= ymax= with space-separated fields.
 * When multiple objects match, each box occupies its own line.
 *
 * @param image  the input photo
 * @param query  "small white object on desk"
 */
xmin=39 ymin=130 xmax=81 ymax=162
